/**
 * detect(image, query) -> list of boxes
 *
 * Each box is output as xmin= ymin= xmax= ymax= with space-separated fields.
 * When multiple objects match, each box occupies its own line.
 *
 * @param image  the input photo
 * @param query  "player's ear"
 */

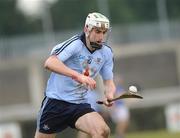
xmin=84 ymin=26 xmax=89 ymax=37
xmin=84 ymin=25 xmax=88 ymax=33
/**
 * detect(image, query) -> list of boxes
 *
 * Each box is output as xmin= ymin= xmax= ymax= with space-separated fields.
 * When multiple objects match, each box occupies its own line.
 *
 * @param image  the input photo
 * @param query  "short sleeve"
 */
xmin=99 ymin=48 xmax=114 ymax=80
xmin=51 ymin=36 xmax=81 ymax=62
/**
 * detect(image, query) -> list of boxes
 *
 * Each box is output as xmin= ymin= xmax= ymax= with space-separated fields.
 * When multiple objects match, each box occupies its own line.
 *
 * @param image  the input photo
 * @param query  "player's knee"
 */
xmin=91 ymin=125 xmax=110 ymax=137
xmin=102 ymin=125 xmax=110 ymax=137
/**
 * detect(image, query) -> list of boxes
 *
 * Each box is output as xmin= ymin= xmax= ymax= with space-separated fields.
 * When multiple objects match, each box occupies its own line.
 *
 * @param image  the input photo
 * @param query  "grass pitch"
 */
xmin=125 ymin=130 xmax=180 ymax=138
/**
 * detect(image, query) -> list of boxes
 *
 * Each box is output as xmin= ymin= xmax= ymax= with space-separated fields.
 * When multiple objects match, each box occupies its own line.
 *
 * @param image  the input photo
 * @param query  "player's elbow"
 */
xmin=44 ymin=59 xmax=50 ymax=70
xmin=44 ymin=55 xmax=58 ymax=71
xmin=44 ymin=57 xmax=53 ymax=70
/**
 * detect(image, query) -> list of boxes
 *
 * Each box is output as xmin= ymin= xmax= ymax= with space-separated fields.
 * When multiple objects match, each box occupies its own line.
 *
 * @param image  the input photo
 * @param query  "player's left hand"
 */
xmin=103 ymin=91 xmax=115 ymax=107
xmin=102 ymin=97 xmax=114 ymax=107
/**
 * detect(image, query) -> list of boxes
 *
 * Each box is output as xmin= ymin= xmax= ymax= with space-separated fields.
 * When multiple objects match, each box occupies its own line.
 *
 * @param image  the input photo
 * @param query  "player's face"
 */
xmin=88 ymin=27 xmax=108 ymax=44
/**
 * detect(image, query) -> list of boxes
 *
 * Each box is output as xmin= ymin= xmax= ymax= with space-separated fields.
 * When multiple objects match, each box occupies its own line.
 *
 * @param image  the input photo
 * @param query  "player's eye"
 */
xmin=95 ymin=29 xmax=101 ymax=33
xmin=95 ymin=29 xmax=107 ymax=34
xmin=103 ymin=30 xmax=107 ymax=34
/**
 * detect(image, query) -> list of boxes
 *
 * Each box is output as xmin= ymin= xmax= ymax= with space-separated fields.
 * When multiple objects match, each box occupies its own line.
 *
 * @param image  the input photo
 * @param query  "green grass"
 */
xmin=124 ymin=130 xmax=180 ymax=138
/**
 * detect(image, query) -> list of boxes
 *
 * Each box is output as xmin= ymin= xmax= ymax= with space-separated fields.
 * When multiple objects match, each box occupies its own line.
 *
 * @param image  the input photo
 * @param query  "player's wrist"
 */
xmin=71 ymin=72 xmax=81 ymax=81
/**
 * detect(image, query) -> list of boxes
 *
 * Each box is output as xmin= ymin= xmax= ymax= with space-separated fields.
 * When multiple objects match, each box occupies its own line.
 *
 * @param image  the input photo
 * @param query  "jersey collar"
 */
xmin=80 ymin=32 xmax=96 ymax=54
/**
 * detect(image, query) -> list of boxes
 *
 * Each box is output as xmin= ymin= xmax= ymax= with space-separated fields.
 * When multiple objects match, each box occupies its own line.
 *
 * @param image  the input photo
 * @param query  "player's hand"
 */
xmin=73 ymin=74 xmax=96 ymax=89
xmin=103 ymin=90 xmax=115 ymax=107
xmin=96 ymin=96 xmax=114 ymax=106
xmin=103 ymin=98 xmax=114 ymax=107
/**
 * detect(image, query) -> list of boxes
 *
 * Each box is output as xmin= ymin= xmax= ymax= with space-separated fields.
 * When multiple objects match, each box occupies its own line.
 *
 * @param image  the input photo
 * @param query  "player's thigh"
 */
xmin=34 ymin=130 xmax=56 ymax=138
xmin=75 ymin=112 xmax=109 ymax=135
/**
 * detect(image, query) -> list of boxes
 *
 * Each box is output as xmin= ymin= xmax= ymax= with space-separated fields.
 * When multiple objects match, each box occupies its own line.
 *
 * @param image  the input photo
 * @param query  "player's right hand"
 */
xmin=73 ymin=74 xmax=96 ymax=89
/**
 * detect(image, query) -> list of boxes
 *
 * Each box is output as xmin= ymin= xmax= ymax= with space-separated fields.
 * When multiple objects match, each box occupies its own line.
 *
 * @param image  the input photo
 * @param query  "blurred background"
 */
xmin=0 ymin=0 xmax=180 ymax=138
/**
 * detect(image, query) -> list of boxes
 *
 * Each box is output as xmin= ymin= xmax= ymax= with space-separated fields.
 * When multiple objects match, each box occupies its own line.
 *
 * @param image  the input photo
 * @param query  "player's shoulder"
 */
xmin=54 ymin=34 xmax=80 ymax=47
xmin=63 ymin=34 xmax=82 ymax=46
xmin=102 ymin=43 xmax=113 ymax=53
xmin=66 ymin=33 xmax=86 ymax=47
xmin=51 ymin=34 xmax=82 ymax=55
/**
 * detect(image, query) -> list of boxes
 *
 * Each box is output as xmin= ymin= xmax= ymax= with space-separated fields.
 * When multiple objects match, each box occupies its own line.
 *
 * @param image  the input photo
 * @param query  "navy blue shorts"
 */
xmin=36 ymin=97 xmax=95 ymax=134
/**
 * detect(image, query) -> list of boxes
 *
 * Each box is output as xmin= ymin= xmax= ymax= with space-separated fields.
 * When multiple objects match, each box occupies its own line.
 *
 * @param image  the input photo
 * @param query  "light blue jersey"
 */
xmin=45 ymin=33 xmax=114 ymax=104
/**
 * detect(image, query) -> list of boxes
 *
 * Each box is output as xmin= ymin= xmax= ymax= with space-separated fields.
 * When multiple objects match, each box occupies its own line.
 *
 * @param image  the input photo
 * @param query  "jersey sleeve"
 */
xmin=99 ymin=48 xmax=114 ymax=80
xmin=50 ymin=37 xmax=81 ymax=62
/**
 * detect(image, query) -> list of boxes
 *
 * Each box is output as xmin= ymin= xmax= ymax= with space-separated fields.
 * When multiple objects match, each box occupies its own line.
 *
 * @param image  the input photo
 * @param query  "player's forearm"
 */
xmin=103 ymin=79 xmax=116 ymax=98
xmin=44 ymin=55 xmax=80 ymax=79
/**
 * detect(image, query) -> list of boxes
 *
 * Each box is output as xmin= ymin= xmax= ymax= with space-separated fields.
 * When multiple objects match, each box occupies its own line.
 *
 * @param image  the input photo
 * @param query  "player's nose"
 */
xmin=99 ymin=33 xmax=104 ymax=41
